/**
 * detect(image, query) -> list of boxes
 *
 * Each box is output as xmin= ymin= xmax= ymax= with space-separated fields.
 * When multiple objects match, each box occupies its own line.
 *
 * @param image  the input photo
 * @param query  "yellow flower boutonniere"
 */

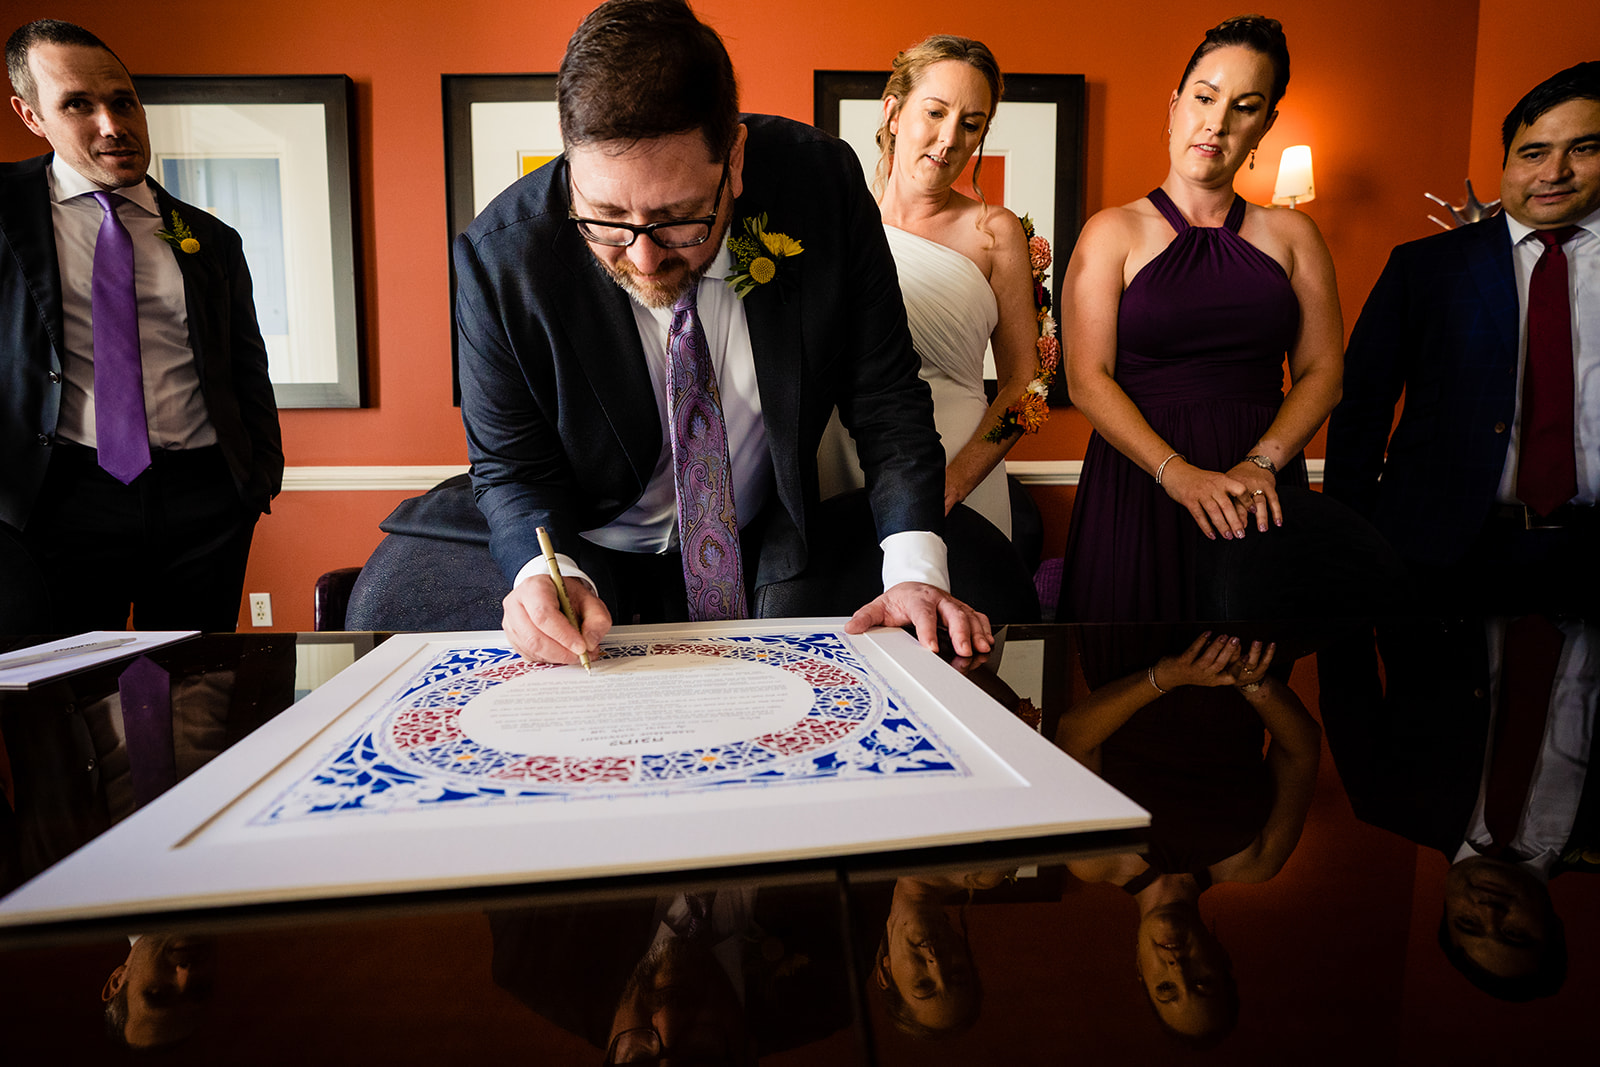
xmin=155 ymin=209 xmax=200 ymax=254
xmin=726 ymin=213 xmax=802 ymax=298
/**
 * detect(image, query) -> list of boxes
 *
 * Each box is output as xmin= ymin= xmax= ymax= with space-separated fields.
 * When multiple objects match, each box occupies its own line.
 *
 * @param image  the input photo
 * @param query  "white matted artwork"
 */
xmin=136 ymin=75 xmax=363 ymax=408
xmin=146 ymin=103 xmax=334 ymax=388
xmin=468 ymin=100 xmax=562 ymax=215
xmin=0 ymin=622 xmax=1146 ymax=926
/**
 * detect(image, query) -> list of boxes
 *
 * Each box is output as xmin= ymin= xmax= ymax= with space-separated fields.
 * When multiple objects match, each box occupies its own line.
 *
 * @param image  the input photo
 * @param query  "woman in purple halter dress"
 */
xmin=1060 ymin=15 xmax=1344 ymax=622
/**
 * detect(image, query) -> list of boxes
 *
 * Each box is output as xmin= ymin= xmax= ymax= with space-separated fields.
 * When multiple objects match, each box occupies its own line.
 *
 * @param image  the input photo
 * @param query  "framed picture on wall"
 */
xmin=135 ymin=75 xmax=365 ymax=409
xmin=814 ymin=71 xmax=1086 ymax=406
xmin=442 ymin=73 xmax=561 ymax=404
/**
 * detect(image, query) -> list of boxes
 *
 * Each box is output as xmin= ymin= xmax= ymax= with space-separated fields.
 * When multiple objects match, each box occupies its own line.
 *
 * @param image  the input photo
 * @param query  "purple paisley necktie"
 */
xmin=89 ymin=190 xmax=150 ymax=484
xmin=666 ymin=289 xmax=747 ymax=621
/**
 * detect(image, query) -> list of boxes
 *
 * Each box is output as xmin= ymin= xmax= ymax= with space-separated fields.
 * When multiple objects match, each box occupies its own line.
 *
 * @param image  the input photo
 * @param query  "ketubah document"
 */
xmin=0 ymin=620 xmax=1147 ymax=927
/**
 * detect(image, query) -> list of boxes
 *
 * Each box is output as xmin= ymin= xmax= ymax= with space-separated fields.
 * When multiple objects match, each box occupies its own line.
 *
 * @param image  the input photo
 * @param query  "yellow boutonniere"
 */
xmin=155 ymin=209 xmax=200 ymax=254
xmin=726 ymin=214 xmax=802 ymax=298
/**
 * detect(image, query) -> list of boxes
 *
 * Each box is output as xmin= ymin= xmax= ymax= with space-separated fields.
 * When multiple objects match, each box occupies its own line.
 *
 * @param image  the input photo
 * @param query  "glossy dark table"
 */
xmin=1 ymin=622 xmax=1594 ymax=1064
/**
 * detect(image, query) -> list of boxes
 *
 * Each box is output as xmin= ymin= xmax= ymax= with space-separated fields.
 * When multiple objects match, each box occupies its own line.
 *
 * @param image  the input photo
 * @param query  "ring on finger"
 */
xmin=1251 ymin=489 xmax=1264 ymax=497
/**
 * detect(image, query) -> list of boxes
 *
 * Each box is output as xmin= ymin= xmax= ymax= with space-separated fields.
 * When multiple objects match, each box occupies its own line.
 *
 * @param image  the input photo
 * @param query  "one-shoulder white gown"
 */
xmin=817 ymin=225 xmax=1010 ymax=538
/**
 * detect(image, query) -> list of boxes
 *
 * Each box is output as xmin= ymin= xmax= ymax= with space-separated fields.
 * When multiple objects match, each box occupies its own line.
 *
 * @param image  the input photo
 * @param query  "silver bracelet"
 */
xmin=1239 ymin=681 xmax=1263 ymax=693
xmin=1155 ymin=452 xmax=1185 ymax=486
xmin=1147 ymin=665 xmax=1168 ymax=695
xmin=1245 ymin=453 xmax=1277 ymax=474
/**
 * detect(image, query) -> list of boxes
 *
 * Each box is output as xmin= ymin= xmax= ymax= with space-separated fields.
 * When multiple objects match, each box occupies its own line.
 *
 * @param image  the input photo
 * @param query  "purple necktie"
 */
xmin=1517 ymin=226 xmax=1582 ymax=517
xmin=667 ymin=290 xmax=747 ymax=621
xmin=119 ymin=655 xmax=176 ymax=808
xmin=89 ymin=190 xmax=150 ymax=484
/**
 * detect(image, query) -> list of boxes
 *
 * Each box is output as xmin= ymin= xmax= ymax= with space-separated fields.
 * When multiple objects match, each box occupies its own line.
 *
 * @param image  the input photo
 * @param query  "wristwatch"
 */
xmin=1245 ymin=454 xmax=1277 ymax=474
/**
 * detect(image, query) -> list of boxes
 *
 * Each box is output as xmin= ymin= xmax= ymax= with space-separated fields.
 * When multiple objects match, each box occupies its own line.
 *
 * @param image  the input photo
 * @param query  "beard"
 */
xmin=600 ymin=252 xmax=709 ymax=309
xmin=592 ymin=209 xmax=733 ymax=310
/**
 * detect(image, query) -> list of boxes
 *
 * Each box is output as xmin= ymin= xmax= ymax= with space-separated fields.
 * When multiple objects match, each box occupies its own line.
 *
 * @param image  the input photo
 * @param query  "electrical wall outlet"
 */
xmin=249 ymin=593 xmax=272 ymax=628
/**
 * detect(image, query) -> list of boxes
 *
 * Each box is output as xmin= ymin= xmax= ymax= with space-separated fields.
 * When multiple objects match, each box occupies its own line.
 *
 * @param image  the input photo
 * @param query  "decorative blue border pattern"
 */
xmin=250 ymin=632 xmax=969 ymax=824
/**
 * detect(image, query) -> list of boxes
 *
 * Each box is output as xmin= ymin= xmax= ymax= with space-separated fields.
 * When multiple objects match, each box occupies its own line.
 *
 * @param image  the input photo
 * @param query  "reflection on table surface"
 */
xmin=1 ymin=621 xmax=1596 ymax=1062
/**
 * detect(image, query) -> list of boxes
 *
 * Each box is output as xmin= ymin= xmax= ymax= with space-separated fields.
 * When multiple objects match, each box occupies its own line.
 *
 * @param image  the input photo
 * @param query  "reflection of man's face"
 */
xmin=1443 ymin=857 xmax=1554 ymax=977
xmin=101 ymin=935 xmax=217 ymax=1048
xmin=567 ymin=127 xmax=746 ymax=310
xmin=878 ymin=896 xmax=978 ymax=1032
xmin=608 ymin=936 xmax=752 ymax=1066
xmin=1135 ymin=905 xmax=1230 ymax=1038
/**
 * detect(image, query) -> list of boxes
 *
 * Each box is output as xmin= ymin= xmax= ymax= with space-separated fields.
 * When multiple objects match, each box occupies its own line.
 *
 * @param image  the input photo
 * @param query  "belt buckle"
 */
xmin=1523 ymin=506 xmax=1564 ymax=530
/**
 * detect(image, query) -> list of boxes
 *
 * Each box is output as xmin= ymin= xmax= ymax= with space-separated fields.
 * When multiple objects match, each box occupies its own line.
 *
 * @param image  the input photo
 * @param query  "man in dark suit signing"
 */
xmin=456 ymin=0 xmax=989 ymax=664
xmin=1324 ymin=62 xmax=1600 ymax=615
xmin=1 ymin=20 xmax=281 ymax=632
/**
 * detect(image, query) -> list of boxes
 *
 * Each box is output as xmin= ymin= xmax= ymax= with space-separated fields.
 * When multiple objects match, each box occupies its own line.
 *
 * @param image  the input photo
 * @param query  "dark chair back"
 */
xmin=344 ymin=476 xmax=506 ymax=632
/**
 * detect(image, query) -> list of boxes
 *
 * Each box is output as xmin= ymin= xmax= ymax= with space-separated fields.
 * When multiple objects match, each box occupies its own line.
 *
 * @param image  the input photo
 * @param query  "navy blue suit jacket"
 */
xmin=453 ymin=115 xmax=944 ymax=587
xmin=0 ymin=154 xmax=283 ymax=531
xmin=1324 ymin=214 xmax=1519 ymax=565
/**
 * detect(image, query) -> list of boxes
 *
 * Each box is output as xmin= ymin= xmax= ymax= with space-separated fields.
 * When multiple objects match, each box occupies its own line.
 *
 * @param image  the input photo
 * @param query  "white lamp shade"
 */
xmin=1272 ymin=145 xmax=1315 ymax=206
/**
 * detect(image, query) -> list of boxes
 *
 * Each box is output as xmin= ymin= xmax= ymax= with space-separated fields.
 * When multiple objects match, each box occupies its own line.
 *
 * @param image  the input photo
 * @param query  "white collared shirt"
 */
xmin=48 ymin=155 xmax=215 ymax=452
xmin=1496 ymin=207 xmax=1600 ymax=506
xmin=1455 ymin=618 xmax=1598 ymax=881
xmin=516 ymin=245 xmax=948 ymax=595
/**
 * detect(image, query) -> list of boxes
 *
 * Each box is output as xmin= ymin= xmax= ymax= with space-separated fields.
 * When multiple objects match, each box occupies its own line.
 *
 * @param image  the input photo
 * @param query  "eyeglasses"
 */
xmin=569 ymin=161 xmax=729 ymax=249
xmin=605 ymin=1024 xmax=740 ymax=1066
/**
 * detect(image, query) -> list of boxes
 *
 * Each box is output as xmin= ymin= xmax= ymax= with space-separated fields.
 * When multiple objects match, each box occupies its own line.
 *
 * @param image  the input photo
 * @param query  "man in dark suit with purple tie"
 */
xmin=1 ymin=20 xmax=281 ymax=632
xmin=1324 ymin=63 xmax=1600 ymax=616
xmin=456 ymin=1 xmax=989 ymax=664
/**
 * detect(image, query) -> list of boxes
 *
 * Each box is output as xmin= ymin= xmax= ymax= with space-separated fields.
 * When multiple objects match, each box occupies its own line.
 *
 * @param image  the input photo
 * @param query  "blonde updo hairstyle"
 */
xmin=873 ymin=35 xmax=1004 ymax=201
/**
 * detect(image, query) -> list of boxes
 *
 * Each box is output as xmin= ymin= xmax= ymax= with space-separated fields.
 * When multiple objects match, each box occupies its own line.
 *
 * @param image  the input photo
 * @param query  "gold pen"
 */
xmin=536 ymin=526 xmax=592 ymax=674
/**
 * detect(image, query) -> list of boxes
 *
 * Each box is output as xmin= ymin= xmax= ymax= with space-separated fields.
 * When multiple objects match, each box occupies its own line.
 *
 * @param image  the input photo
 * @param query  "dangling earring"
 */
xmin=1249 ymin=149 xmax=1256 ymax=171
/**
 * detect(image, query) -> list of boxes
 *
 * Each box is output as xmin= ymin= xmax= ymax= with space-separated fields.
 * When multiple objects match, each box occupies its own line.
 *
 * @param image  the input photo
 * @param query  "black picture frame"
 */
xmin=814 ymin=71 xmax=1086 ymax=407
xmin=442 ymin=73 xmax=561 ymax=404
xmin=136 ymin=75 xmax=366 ymax=408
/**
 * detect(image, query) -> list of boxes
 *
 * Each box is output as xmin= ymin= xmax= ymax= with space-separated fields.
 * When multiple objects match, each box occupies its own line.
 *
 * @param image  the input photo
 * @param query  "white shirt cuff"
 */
xmin=512 ymin=554 xmax=598 ymax=596
xmin=880 ymin=531 xmax=949 ymax=592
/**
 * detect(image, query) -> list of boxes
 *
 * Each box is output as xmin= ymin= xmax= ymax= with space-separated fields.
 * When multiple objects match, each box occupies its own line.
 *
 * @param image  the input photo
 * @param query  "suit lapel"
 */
xmin=734 ymin=191 xmax=807 ymax=531
xmin=0 ymin=157 xmax=68 ymax=359
xmin=150 ymin=179 xmax=222 ymax=394
xmin=1465 ymin=212 xmax=1518 ymax=362
xmin=548 ymin=181 xmax=663 ymax=490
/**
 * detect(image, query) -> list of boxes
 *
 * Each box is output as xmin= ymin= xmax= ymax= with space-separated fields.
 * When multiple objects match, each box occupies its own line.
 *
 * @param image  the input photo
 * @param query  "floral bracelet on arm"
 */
xmin=984 ymin=214 xmax=1056 ymax=442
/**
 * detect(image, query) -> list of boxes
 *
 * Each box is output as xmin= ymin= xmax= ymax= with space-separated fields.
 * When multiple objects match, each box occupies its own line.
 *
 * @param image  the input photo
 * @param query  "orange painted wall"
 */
xmin=1 ymin=1 xmax=1529 ymax=629
xmin=1464 ymin=0 xmax=1600 ymax=196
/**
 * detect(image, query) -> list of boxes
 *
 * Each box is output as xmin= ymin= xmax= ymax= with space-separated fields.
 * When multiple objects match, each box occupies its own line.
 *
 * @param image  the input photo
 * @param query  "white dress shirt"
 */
xmin=516 ymin=244 xmax=949 ymax=596
xmin=49 ymin=156 xmax=216 ymax=453
xmin=1496 ymin=207 xmax=1600 ymax=506
xmin=1455 ymin=618 xmax=1598 ymax=881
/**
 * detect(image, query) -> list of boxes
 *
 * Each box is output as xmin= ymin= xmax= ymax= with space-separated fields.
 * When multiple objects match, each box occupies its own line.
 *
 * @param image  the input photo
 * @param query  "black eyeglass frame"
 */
xmin=604 ymin=1025 xmax=662 ymax=1065
xmin=568 ymin=161 xmax=731 ymax=249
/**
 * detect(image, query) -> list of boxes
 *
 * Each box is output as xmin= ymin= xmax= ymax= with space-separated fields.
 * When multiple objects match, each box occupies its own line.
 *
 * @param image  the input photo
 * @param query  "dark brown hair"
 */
xmin=556 ymin=0 xmax=740 ymax=161
xmin=6 ymin=18 xmax=126 ymax=109
xmin=1176 ymin=14 xmax=1290 ymax=110
xmin=1500 ymin=60 xmax=1600 ymax=161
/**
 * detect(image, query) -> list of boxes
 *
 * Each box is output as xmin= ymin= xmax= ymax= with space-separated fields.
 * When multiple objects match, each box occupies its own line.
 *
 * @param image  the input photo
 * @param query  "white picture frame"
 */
xmin=0 ymin=621 xmax=1146 ymax=927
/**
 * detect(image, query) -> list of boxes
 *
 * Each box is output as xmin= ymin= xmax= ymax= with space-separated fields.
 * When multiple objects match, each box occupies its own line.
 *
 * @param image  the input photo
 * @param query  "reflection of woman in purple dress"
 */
xmin=1060 ymin=16 xmax=1343 ymax=622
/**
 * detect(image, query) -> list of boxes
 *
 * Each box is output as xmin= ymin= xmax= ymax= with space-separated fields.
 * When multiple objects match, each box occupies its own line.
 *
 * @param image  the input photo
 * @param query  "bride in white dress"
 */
xmin=818 ymin=35 xmax=1040 ymax=539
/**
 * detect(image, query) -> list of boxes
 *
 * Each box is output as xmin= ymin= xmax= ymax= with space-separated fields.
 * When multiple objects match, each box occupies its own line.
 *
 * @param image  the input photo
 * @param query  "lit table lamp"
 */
xmin=1272 ymin=145 xmax=1315 ymax=209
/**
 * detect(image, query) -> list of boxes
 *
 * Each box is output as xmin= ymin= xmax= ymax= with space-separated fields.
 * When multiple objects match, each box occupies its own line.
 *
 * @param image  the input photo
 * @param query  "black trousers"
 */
xmin=1413 ymin=509 xmax=1599 ymax=619
xmin=22 ymin=443 xmax=258 ymax=633
xmin=577 ymin=517 xmax=768 ymax=627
